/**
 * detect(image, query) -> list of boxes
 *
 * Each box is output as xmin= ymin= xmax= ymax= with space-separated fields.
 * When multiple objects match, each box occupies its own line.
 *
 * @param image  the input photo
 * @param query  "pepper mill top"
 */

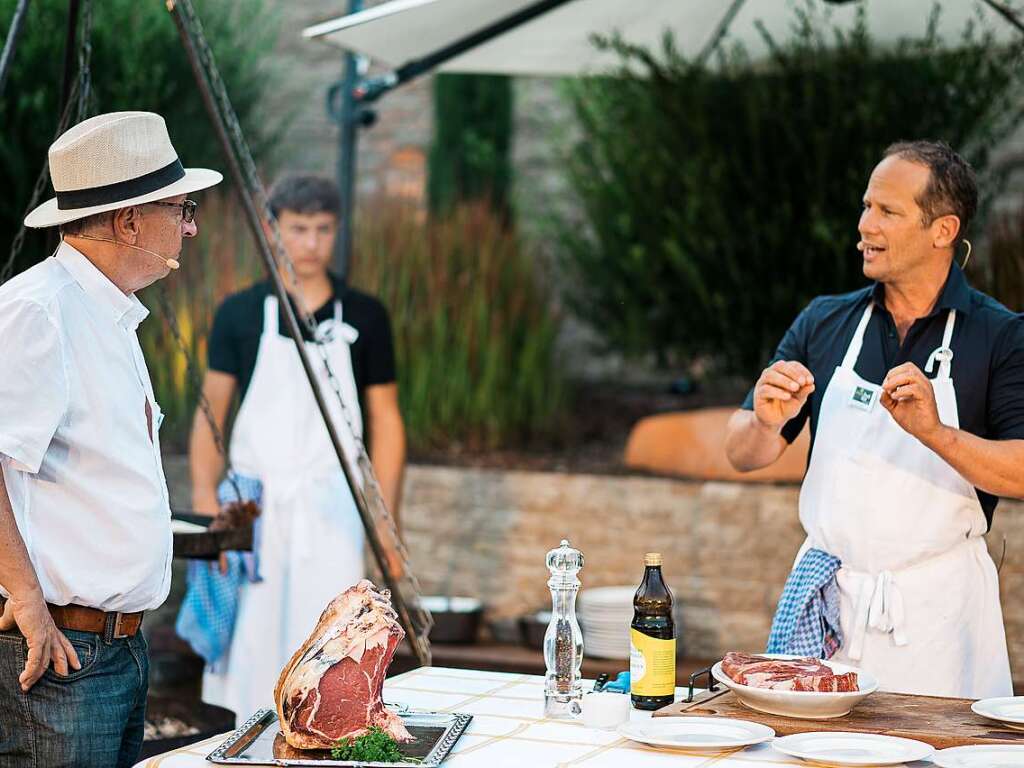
xmin=546 ymin=539 xmax=584 ymax=583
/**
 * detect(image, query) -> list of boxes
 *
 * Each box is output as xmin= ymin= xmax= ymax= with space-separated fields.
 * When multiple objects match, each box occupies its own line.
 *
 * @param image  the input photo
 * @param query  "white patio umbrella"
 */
xmin=303 ymin=0 xmax=1019 ymax=78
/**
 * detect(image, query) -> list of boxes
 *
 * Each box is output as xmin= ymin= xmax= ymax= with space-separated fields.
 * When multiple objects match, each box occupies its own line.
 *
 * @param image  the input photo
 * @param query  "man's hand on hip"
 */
xmin=753 ymin=361 xmax=815 ymax=430
xmin=0 ymin=592 xmax=80 ymax=691
xmin=881 ymin=363 xmax=944 ymax=444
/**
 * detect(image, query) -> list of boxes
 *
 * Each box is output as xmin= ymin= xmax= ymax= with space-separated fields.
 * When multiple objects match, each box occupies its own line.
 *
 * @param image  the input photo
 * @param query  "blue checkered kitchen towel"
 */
xmin=175 ymin=472 xmax=263 ymax=670
xmin=766 ymin=547 xmax=843 ymax=659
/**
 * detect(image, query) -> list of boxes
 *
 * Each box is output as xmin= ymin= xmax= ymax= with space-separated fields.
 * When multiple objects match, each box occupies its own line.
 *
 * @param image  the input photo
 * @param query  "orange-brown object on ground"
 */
xmin=624 ymin=407 xmax=810 ymax=482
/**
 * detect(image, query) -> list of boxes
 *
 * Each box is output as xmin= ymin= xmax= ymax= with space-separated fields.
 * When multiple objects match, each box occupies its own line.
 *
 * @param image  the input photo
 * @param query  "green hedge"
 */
xmin=0 ymin=0 xmax=281 ymax=275
xmin=558 ymin=6 xmax=1024 ymax=376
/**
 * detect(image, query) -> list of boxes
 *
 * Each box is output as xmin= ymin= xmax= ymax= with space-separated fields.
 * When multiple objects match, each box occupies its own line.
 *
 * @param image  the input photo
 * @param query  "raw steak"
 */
xmin=721 ymin=652 xmax=859 ymax=692
xmin=275 ymin=580 xmax=413 ymax=750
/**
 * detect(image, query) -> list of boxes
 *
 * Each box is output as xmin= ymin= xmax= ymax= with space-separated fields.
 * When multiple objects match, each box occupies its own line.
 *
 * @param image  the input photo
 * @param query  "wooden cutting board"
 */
xmin=653 ymin=689 xmax=1024 ymax=749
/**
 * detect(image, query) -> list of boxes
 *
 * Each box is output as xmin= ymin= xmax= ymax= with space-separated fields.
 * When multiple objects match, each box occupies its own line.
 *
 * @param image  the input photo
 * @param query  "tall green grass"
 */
xmin=351 ymin=202 xmax=566 ymax=452
xmin=141 ymin=196 xmax=566 ymax=454
xmin=138 ymin=192 xmax=261 ymax=451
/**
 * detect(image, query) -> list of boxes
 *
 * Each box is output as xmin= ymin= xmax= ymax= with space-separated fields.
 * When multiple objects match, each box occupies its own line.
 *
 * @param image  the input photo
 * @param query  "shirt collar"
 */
xmin=55 ymin=241 xmax=150 ymax=330
xmin=870 ymin=261 xmax=972 ymax=317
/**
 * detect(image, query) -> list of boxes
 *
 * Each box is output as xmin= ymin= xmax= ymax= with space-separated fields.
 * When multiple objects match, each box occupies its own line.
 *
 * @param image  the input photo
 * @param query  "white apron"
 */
xmin=794 ymin=303 xmax=1012 ymax=698
xmin=202 ymin=295 xmax=366 ymax=718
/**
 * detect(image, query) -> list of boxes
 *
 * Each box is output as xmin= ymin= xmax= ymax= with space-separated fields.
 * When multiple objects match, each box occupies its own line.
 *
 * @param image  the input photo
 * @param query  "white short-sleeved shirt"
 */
xmin=0 ymin=242 xmax=172 ymax=612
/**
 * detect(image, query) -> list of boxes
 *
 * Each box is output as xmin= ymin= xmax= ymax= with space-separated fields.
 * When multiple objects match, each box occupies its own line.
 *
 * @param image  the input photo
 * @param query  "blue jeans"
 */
xmin=0 ymin=627 xmax=149 ymax=768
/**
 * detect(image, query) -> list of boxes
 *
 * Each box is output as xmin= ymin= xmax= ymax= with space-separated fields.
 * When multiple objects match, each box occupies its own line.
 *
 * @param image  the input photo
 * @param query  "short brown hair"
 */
xmin=883 ymin=140 xmax=977 ymax=244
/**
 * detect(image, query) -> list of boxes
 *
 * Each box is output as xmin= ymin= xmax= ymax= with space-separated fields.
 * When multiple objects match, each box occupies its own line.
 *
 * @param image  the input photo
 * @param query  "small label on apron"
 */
xmin=849 ymin=385 xmax=877 ymax=411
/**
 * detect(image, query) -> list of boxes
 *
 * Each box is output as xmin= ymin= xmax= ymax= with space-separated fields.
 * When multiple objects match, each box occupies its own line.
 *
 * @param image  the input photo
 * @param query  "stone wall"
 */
xmin=399 ymin=465 xmax=1024 ymax=685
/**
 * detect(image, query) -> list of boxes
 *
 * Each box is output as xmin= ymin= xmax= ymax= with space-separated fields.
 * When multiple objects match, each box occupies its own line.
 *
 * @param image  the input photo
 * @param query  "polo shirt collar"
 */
xmin=55 ymin=241 xmax=150 ymax=330
xmin=870 ymin=261 xmax=972 ymax=317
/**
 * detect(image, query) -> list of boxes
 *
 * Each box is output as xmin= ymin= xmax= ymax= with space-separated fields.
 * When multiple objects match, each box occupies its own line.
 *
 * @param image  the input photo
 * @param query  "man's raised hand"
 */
xmin=753 ymin=361 xmax=815 ymax=430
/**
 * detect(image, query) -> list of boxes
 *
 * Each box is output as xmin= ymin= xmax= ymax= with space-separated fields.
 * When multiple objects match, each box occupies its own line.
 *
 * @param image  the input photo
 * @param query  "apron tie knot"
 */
xmin=847 ymin=569 xmax=908 ymax=661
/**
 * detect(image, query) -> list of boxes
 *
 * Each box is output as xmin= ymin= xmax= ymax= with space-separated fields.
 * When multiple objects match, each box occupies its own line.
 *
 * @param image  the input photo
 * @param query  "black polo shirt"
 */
xmin=207 ymin=274 xmax=396 ymax=406
xmin=741 ymin=263 xmax=1024 ymax=525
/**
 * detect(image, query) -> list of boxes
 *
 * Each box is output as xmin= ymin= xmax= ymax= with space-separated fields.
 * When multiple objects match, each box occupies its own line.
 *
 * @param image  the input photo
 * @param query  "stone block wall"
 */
xmin=400 ymin=465 xmax=1024 ymax=685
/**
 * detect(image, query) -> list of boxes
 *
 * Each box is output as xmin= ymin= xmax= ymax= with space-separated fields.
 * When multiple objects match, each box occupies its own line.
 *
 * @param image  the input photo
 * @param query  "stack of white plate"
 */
xmin=578 ymin=586 xmax=635 ymax=659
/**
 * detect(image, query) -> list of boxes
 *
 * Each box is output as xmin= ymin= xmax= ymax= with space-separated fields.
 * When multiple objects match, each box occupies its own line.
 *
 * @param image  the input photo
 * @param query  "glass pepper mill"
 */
xmin=543 ymin=539 xmax=584 ymax=718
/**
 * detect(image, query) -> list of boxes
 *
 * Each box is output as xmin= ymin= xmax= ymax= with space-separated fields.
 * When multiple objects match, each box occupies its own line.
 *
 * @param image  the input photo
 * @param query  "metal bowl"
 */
xmin=419 ymin=596 xmax=484 ymax=644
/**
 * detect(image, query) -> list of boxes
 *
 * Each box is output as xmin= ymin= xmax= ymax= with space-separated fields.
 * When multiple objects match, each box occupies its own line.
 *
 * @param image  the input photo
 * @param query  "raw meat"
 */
xmin=721 ymin=652 xmax=859 ymax=692
xmin=275 ymin=580 xmax=413 ymax=749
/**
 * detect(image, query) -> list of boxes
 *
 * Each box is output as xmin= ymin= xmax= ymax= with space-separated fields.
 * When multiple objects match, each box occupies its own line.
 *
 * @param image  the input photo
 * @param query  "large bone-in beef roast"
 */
xmin=275 ymin=580 xmax=413 ymax=749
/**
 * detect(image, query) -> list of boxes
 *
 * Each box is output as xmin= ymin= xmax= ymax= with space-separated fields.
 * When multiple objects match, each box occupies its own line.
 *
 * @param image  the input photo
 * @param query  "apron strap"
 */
xmin=925 ymin=309 xmax=956 ymax=380
xmin=840 ymin=304 xmax=875 ymax=371
xmin=263 ymin=295 xmax=279 ymax=336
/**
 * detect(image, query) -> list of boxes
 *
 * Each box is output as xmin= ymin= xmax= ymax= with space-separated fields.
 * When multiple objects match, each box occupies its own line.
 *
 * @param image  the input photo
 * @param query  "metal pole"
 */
xmin=333 ymin=0 xmax=363 ymax=279
xmin=0 ymin=0 xmax=31 ymax=101
xmin=168 ymin=0 xmax=430 ymax=667
xmin=354 ymin=0 xmax=573 ymax=102
xmin=59 ymin=0 xmax=80 ymax=117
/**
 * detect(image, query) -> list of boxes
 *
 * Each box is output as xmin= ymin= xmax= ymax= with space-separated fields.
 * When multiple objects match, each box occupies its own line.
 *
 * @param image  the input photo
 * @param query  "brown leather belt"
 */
xmin=0 ymin=598 xmax=143 ymax=640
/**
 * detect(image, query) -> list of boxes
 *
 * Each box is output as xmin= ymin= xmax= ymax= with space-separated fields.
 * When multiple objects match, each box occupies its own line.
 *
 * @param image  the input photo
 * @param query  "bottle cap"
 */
xmin=644 ymin=552 xmax=662 ymax=567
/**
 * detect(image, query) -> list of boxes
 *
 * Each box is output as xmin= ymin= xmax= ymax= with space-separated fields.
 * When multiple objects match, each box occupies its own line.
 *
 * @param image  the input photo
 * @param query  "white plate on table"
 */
xmin=772 ymin=732 xmax=934 ymax=765
xmin=931 ymin=744 xmax=1024 ymax=767
xmin=971 ymin=697 xmax=1024 ymax=731
xmin=711 ymin=654 xmax=878 ymax=719
xmin=617 ymin=717 xmax=775 ymax=750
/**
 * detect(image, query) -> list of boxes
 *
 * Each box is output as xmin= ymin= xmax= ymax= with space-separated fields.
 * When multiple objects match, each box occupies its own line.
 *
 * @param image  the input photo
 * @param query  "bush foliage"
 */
xmin=559 ymin=5 xmax=1024 ymax=376
xmin=0 ymin=0 xmax=281 ymax=275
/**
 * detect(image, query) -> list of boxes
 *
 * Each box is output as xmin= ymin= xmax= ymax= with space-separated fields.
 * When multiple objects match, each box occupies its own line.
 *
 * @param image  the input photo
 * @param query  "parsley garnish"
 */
xmin=330 ymin=726 xmax=418 ymax=763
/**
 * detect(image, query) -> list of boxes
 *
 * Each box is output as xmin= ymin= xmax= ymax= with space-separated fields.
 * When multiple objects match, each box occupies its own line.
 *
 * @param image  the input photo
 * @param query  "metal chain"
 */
xmin=174 ymin=0 xmax=430 ymax=637
xmin=153 ymin=283 xmax=243 ymax=504
xmin=2 ymin=0 xmax=93 ymax=285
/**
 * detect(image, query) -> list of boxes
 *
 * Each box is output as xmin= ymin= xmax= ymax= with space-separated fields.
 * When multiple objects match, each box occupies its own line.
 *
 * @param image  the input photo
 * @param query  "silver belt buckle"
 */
xmin=105 ymin=611 xmax=130 ymax=640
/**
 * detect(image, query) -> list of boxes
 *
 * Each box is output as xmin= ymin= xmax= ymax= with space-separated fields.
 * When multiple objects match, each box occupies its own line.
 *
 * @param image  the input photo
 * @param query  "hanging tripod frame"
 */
xmin=166 ymin=0 xmax=432 ymax=666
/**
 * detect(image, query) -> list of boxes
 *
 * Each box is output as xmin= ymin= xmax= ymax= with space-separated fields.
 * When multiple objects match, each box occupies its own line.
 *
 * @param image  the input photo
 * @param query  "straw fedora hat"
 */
xmin=24 ymin=111 xmax=222 ymax=229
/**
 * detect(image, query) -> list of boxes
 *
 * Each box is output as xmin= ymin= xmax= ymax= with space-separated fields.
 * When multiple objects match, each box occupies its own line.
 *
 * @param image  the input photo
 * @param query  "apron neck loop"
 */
xmin=924 ymin=309 xmax=956 ymax=380
xmin=263 ymin=295 xmax=279 ymax=336
xmin=841 ymin=303 xmax=874 ymax=371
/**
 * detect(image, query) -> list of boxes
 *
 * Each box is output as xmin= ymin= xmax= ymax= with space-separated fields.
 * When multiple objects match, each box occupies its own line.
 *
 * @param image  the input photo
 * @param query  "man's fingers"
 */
xmin=762 ymin=369 xmax=803 ymax=393
xmin=0 ymin=602 xmax=15 ymax=632
xmin=20 ymin=641 xmax=48 ymax=691
xmin=51 ymin=641 xmax=68 ymax=677
xmin=882 ymin=371 xmax=920 ymax=393
xmin=758 ymin=384 xmax=795 ymax=402
xmin=889 ymin=383 xmax=922 ymax=402
xmin=59 ymin=631 xmax=80 ymax=671
xmin=772 ymin=360 xmax=814 ymax=388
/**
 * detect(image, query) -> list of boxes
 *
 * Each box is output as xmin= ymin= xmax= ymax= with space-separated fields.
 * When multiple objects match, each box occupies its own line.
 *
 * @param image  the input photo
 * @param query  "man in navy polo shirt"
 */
xmin=725 ymin=141 xmax=1024 ymax=698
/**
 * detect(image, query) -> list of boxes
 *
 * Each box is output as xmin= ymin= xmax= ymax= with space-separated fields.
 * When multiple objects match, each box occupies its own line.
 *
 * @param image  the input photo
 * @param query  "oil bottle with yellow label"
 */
xmin=629 ymin=552 xmax=675 ymax=710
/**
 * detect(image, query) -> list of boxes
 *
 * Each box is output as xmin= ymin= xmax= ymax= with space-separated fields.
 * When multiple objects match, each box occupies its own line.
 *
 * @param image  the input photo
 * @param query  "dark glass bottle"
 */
xmin=629 ymin=552 xmax=676 ymax=710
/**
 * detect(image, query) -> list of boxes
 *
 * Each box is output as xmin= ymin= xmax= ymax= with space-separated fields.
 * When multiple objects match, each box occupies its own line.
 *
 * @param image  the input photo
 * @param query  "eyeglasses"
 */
xmin=146 ymin=199 xmax=198 ymax=224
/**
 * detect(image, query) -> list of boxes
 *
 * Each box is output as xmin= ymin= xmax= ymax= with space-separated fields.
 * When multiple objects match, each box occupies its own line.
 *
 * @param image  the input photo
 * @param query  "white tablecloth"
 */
xmin=135 ymin=666 xmax=933 ymax=767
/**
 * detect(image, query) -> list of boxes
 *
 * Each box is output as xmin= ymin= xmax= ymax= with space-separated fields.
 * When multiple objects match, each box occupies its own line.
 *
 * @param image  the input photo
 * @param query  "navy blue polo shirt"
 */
xmin=742 ymin=263 xmax=1024 ymax=525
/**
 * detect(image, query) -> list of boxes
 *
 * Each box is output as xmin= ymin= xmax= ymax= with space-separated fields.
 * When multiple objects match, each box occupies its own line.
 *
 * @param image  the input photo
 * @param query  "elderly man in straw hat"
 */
xmin=0 ymin=111 xmax=220 ymax=767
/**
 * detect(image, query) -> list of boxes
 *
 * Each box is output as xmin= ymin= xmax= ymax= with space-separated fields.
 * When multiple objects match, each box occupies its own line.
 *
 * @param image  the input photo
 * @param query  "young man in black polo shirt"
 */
xmin=725 ymin=141 xmax=1024 ymax=698
xmin=188 ymin=174 xmax=406 ymax=718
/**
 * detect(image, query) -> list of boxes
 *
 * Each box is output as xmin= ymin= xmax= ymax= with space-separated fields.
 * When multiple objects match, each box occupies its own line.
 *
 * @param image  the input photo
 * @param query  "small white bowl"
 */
xmin=711 ymin=654 xmax=878 ymax=719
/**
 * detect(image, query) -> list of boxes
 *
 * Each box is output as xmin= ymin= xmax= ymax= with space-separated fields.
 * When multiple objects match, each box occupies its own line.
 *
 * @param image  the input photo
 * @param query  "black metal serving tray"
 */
xmin=206 ymin=707 xmax=473 ymax=766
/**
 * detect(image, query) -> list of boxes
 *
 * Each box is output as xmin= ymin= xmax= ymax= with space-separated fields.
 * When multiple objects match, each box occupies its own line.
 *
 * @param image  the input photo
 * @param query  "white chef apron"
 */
xmin=202 ymin=294 xmax=366 ymax=718
xmin=793 ymin=303 xmax=1011 ymax=698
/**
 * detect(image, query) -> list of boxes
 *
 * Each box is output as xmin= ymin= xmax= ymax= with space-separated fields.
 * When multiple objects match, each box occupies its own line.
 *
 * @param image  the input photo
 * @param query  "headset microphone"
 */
xmin=66 ymin=235 xmax=179 ymax=270
xmin=856 ymin=241 xmax=866 ymax=252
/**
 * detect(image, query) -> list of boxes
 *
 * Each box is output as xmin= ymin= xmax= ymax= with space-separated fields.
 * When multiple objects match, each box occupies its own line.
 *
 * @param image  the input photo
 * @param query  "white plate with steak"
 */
xmin=711 ymin=653 xmax=878 ymax=719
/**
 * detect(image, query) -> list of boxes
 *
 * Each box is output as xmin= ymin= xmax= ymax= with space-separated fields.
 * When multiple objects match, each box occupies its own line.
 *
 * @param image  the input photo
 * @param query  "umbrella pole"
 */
xmin=354 ymin=0 xmax=574 ymax=103
xmin=332 ymin=0 xmax=363 ymax=280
